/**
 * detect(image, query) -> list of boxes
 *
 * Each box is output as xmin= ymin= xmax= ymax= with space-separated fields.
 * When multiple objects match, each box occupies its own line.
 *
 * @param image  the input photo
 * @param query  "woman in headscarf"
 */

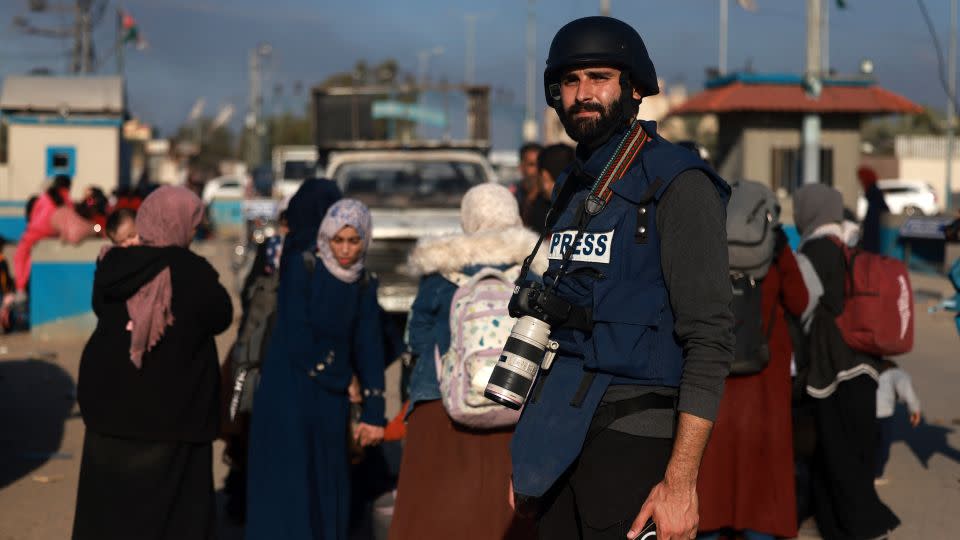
xmin=72 ymin=186 xmax=233 ymax=540
xmin=792 ymin=184 xmax=900 ymax=540
xmin=389 ymin=183 xmax=541 ymax=540
xmin=246 ymin=191 xmax=386 ymax=540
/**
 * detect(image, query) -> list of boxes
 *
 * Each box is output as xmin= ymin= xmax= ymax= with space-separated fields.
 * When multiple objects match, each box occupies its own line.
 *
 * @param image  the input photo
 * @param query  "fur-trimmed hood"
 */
xmin=407 ymin=226 xmax=548 ymax=277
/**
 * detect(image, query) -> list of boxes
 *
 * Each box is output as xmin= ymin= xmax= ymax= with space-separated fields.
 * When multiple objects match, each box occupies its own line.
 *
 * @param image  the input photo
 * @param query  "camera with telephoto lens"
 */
xmin=483 ymin=281 xmax=572 ymax=410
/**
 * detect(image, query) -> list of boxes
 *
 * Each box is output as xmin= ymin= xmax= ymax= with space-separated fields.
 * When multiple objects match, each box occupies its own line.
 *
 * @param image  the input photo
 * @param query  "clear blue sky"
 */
xmin=0 ymin=0 xmax=952 ymax=148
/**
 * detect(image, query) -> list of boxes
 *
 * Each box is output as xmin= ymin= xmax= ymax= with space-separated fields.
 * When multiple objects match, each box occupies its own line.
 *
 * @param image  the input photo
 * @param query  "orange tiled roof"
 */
xmin=670 ymin=81 xmax=923 ymax=115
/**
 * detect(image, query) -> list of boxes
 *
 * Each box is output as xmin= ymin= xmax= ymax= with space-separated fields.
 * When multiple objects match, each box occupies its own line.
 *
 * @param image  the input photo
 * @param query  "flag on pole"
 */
xmin=120 ymin=10 xmax=148 ymax=50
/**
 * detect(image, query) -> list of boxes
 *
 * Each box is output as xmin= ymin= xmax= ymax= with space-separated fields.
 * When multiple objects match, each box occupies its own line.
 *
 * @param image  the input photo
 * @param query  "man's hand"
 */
xmin=353 ymin=423 xmax=384 ymax=447
xmin=910 ymin=411 xmax=922 ymax=428
xmin=627 ymin=412 xmax=713 ymax=540
xmin=628 ymin=478 xmax=698 ymax=539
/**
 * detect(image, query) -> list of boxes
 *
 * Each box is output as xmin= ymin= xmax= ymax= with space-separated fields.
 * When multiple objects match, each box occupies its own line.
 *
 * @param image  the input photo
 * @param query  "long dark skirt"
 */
xmin=812 ymin=375 xmax=900 ymax=540
xmin=72 ymin=430 xmax=216 ymax=540
xmin=388 ymin=400 xmax=536 ymax=540
xmin=246 ymin=356 xmax=351 ymax=540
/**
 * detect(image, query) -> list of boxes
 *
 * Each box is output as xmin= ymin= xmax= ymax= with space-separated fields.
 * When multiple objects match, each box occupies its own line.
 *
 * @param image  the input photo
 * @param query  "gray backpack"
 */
xmin=726 ymin=179 xmax=780 ymax=279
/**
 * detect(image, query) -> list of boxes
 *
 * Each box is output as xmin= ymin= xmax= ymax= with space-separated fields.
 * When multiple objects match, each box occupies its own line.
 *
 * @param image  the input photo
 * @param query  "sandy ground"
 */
xmin=0 ymin=241 xmax=958 ymax=539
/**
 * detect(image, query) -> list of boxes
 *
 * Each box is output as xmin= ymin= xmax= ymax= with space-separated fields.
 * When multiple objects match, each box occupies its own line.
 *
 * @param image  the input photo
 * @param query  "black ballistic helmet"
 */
xmin=544 ymin=16 xmax=659 ymax=106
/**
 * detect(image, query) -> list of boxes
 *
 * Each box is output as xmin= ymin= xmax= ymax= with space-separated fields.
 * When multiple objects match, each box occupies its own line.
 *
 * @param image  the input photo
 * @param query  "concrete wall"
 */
xmin=7 ymin=123 xmax=119 ymax=201
xmin=715 ymin=113 xmax=863 ymax=212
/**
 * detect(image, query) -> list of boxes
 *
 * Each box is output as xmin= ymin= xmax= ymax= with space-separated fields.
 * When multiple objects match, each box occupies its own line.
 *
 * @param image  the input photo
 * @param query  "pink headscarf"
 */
xmin=127 ymin=186 xmax=203 ymax=367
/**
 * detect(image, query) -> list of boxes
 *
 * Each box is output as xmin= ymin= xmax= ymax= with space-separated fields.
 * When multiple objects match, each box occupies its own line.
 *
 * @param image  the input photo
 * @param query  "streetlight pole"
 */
xmin=719 ymin=0 xmax=728 ymax=75
xmin=600 ymin=0 xmax=610 ymax=16
xmin=946 ymin=0 xmax=957 ymax=212
xmin=465 ymin=14 xmax=478 ymax=84
xmin=802 ymin=0 xmax=822 ymax=186
xmin=523 ymin=0 xmax=538 ymax=141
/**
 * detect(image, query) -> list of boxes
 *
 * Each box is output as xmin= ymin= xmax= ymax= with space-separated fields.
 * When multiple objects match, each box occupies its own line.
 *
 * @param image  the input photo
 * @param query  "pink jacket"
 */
xmin=13 ymin=189 xmax=73 ymax=292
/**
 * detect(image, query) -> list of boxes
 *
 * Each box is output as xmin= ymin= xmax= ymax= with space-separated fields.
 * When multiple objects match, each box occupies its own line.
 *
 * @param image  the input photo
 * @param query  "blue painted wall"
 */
xmin=30 ymin=261 xmax=96 ymax=327
xmin=782 ymin=224 xmax=944 ymax=273
xmin=0 ymin=217 xmax=26 ymax=242
xmin=208 ymin=199 xmax=244 ymax=228
xmin=0 ymin=201 xmax=27 ymax=241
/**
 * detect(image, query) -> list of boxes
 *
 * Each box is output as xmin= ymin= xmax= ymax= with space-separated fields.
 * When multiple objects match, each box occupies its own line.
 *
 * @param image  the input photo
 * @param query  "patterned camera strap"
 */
xmin=584 ymin=119 xmax=649 ymax=216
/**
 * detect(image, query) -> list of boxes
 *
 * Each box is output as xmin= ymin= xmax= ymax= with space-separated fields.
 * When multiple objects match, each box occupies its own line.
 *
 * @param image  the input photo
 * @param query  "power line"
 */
xmin=916 ymin=0 xmax=960 ymax=113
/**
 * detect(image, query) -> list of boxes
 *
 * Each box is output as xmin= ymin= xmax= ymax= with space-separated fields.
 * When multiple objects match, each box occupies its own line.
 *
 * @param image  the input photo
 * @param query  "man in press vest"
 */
xmin=504 ymin=17 xmax=735 ymax=540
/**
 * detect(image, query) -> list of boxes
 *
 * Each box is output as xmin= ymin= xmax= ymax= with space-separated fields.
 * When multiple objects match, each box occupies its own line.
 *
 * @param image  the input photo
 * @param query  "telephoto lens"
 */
xmin=484 ymin=315 xmax=557 ymax=410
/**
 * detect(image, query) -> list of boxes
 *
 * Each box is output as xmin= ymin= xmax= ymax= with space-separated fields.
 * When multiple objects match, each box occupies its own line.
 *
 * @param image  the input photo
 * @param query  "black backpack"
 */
xmin=229 ymin=250 xmax=321 ymax=420
xmin=728 ymin=273 xmax=776 ymax=376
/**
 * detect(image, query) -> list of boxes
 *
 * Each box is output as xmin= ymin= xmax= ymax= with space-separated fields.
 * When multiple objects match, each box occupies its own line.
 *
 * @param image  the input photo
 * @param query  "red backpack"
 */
xmin=830 ymin=237 xmax=914 ymax=356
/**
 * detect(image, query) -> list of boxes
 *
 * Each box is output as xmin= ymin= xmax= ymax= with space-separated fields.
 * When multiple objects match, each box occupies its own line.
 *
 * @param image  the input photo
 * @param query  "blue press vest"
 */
xmin=511 ymin=121 xmax=730 ymax=498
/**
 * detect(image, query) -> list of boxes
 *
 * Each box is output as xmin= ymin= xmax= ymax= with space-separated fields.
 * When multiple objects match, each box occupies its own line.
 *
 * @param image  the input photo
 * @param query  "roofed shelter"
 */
xmin=670 ymin=73 xmax=922 ymax=209
xmin=0 ymin=75 xmax=128 ymax=204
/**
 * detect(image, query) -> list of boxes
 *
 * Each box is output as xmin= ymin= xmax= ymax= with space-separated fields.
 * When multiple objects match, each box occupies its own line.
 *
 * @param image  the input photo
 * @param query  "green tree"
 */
xmin=268 ymin=112 xmax=312 ymax=146
xmin=173 ymin=118 xmax=237 ymax=176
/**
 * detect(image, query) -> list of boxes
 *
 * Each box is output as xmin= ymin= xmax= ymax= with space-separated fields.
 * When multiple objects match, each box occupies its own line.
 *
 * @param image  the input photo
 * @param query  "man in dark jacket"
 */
xmin=524 ymin=143 xmax=575 ymax=234
xmin=858 ymin=166 xmax=889 ymax=254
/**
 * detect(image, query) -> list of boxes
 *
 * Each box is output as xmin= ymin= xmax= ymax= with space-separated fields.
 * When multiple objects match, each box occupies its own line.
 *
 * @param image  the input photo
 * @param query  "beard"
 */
xmin=559 ymin=99 xmax=628 ymax=147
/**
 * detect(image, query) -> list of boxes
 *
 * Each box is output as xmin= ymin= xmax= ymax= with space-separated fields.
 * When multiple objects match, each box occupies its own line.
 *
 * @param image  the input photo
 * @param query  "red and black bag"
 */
xmin=830 ymin=237 xmax=914 ymax=356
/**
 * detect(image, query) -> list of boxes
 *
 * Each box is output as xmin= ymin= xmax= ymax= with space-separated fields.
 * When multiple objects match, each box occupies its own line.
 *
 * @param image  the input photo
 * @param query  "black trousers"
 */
xmin=537 ymin=428 xmax=673 ymax=539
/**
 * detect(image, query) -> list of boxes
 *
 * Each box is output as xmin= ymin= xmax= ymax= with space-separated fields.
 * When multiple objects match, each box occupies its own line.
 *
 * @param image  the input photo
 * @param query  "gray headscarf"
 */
xmin=316 ymin=199 xmax=373 ymax=283
xmin=793 ymin=184 xmax=844 ymax=237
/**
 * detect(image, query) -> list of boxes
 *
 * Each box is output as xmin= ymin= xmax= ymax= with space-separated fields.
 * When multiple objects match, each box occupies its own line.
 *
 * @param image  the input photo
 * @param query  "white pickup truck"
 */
xmin=272 ymin=145 xmax=318 ymax=199
xmin=324 ymin=147 xmax=499 ymax=313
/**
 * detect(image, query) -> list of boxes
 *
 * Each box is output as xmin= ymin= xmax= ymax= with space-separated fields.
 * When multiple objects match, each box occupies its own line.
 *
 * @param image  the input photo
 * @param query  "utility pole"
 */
xmin=246 ymin=44 xmax=271 ymax=166
xmin=947 ymin=0 xmax=957 ymax=212
xmin=74 ymin=0 xmax=95 ymax=73
xmin=821 ymin=0 xmax=830 ymax=74
xmin=116 ymin=6 xmax=124 ymax=75
xmin=802 ymin=0 xmax=822 ymax=186
xmin=523 ymin=0 xmax=538 ymax=141
xmin=13 ymin=0 xmax=105 ymax=74
xmin=600 ymin=0 xmax=610 ymax=16
xmin=465 ymin=14 xmax=478 ymax=84
xmin=719 ymin=0 xmax=728 ymax=75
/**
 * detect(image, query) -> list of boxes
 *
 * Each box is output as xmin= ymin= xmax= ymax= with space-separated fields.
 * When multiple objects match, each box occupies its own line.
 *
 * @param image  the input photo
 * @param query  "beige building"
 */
xmin=670 ymin=74 xmax=921 ymax=211
xmin=0 ymin=76 xmax=126 ymax=201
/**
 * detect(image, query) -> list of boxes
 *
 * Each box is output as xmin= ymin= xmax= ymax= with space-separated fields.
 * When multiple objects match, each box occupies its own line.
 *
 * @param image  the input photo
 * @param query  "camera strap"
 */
xmin=516 ymin=120 xmax=649 ymax=286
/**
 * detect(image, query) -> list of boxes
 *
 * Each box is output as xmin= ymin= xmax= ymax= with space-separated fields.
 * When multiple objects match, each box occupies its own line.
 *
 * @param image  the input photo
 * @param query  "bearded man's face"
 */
xmin=557 ymin=67 xmax=639 ymax=145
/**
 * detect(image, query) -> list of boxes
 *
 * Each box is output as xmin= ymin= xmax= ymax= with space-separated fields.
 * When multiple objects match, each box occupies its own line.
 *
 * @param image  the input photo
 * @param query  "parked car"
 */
xmin=201 ymin=175 xmax=245 ymax=205
xmin=856 ymin=179 xmax=939 ymax=219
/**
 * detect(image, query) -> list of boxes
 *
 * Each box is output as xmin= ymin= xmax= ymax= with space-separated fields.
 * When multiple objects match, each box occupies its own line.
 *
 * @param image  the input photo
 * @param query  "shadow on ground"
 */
xmin=0 ymin=358 xmax=76 ymax=489
xmin=891 ymin=405 xmax=960 ymax=468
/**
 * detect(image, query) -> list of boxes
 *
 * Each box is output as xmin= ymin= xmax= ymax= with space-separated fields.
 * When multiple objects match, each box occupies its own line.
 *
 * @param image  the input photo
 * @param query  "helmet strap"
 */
xmin=618 ymin=71 xmax=640 ymax=123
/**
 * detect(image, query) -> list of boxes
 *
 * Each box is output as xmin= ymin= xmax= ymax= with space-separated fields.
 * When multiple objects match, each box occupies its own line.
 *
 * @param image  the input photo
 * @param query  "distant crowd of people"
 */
xmin=0 ymin=175 xmax=152 ymax=333
xmin=59 ymin=134 xmax=928 ymax=540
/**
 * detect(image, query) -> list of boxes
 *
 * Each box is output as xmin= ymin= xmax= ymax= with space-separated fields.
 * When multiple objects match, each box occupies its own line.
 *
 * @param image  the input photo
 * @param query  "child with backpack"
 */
xmin=875 ymin=359 xmax=922 ymax=485
xmin=389 ymin=183 xmax=541 ymax=540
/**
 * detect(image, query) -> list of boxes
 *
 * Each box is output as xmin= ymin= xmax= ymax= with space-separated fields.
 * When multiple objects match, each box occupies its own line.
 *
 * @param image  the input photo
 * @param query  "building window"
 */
xmin=46 ymin=146 xmax=76 ymax=178
xmin=771 ymin=147 xmax=834 ymax=194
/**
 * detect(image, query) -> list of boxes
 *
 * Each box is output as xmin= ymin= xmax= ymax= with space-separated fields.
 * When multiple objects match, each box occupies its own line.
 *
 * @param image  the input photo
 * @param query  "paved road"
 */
xmin=0 ymin=241 xmax=957 ymax=539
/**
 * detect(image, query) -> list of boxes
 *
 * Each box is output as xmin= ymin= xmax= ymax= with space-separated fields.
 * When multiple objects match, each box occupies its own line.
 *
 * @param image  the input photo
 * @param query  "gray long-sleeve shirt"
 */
xmin=603 ymin=169 xmax=735 ymax=437
xmin=877 ymin=368 xmax=921 ymax=418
